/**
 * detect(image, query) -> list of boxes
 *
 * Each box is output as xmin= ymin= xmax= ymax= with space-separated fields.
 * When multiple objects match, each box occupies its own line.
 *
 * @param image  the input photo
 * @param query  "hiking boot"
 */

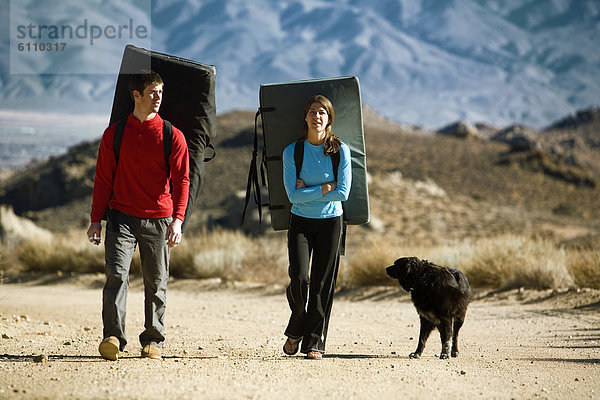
xmin=98 ymin=336 xmax=120 ymax=361
xmin=141 ymin=344 xmax=162 ymax=360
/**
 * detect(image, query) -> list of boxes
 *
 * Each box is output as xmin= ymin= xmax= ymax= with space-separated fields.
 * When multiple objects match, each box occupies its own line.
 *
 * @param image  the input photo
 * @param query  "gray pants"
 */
xmin=102 ymin=209 xmax=171 ymax=350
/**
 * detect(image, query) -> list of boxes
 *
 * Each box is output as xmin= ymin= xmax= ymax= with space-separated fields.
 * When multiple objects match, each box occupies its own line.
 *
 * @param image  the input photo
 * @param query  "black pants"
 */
xmin=285 ymin=214 xmax=343 ymax=354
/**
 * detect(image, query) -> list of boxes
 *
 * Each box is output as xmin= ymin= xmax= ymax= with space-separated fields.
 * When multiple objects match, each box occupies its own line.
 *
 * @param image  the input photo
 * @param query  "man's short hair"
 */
xmin=128 ymin=70 xmax=164 ymax=100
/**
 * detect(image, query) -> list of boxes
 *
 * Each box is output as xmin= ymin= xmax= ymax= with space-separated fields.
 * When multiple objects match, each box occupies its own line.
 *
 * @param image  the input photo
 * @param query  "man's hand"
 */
xmin=296 ymin=179 xmax=306 ymax=189
xmin=166 ymin=218 xmax=183 ymax=248
xmin=87 ymin=222 xmax=102 ymax=245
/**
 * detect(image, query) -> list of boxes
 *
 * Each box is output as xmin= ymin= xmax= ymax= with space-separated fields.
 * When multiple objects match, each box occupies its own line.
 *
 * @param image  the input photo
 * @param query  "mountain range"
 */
xmin=1 ymin=0 xmax=599 ymax=135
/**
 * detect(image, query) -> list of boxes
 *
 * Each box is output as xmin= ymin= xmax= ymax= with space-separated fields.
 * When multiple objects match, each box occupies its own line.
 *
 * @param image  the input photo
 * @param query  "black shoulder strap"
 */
xmin=163 ymin=119 xmax=173 ymax=176
xmin=241 ymin=108 xmax=268 ymax=232
xmin=113 ymin=118 xmax=127 ymax=164
xmin=331 ymin=149 xmax=340 ymax=181
xmin=113 ymin=118 xmax=173 ymax=176
xmin=294 ymin=140 xmax=304 ymax=179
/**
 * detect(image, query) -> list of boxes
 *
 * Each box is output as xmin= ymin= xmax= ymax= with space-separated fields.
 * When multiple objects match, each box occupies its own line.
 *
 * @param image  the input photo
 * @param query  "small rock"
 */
xmin=460 ymin=370 xmax=466 ymax=375
xmin=32 ymin=354 xmax=48 ymax=363
xmin=2 ymin=333 xmax=11 ymax=339
xmin=63 ymin=341 xmax=72 ymax=346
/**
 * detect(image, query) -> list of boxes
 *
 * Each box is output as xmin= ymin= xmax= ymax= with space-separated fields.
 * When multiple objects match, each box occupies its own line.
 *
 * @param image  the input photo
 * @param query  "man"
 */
xmin=87 ymin=70 xmax=190 ymax=361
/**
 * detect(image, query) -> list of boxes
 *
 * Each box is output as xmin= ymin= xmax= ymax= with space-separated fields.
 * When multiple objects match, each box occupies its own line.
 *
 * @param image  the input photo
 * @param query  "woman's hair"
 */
xmin=302 ymin=95 xmax=341 ymax=155
xmin=128 ymin=69 xmax=164 ymax=100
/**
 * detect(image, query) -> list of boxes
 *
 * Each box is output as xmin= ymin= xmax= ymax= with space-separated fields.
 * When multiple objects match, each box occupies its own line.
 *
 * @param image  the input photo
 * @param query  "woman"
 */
xmin=281 ymin=95 xmax=352 ymax=359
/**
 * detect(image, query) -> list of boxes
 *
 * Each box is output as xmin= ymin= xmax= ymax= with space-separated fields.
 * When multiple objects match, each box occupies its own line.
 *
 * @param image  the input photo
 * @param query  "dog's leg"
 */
xmin=410 ymin=316 xmax=434 ymax=359
xmin=451 ymin=313 xmax=465 ymax=357
xmin=438 ymin=319 xmax=453 ymax=359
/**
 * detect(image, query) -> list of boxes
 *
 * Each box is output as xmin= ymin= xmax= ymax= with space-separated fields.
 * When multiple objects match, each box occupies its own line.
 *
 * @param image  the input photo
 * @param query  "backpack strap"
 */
xmin=241 ymin=108 xmax=269 ymax=232
xmin=293 ymin=140 xmax=304 ymax=179
xmin=162 ymin=119 xmax=173 ymax=176
xmin=104 ymin=118 xmax=127 ymax=221
xmin=331 ymin=149 xmax=340 ymax=181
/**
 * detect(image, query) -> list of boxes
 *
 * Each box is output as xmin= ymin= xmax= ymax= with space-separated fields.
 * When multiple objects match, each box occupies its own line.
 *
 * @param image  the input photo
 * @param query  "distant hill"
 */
xmin=435 ymin=107 xmax=600 ymax=188
xmin=0 ymin=107 xmax=599 ymax=248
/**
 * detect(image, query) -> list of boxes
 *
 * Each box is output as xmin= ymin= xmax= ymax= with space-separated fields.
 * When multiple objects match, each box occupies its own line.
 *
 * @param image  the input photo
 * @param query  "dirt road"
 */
xmin=1 ymin=275 xmax=599 ymax=399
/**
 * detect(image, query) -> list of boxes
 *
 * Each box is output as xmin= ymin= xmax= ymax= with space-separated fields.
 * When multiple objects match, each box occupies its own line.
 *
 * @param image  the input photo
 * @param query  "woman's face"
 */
xmin=305 ymin=102 xmax=329 ymax=134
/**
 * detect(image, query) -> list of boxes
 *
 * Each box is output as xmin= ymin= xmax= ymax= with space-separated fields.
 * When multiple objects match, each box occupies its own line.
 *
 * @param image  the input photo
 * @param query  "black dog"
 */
xmin=386 ymin=257 xmax=471 ymax=359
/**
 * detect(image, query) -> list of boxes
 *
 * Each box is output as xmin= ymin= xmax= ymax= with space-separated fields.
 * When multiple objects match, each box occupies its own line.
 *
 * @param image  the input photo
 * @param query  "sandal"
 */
xmin=283 ymin=337 xmax=301 ymax=355
xmin=306 ymin=351 xmax=323 ymax=360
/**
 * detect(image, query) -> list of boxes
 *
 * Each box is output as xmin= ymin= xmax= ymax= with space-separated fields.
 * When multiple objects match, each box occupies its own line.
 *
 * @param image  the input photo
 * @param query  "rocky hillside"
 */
xmin=0 ymin=107 xmax=599 ymax=247
xmin=435 ymin=107 xmax=600 ymax=188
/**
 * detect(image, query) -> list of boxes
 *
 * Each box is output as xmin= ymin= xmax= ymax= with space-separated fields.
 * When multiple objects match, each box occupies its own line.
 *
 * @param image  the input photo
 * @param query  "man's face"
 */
xmin=134 ymin=83 xmax=163 ymax=115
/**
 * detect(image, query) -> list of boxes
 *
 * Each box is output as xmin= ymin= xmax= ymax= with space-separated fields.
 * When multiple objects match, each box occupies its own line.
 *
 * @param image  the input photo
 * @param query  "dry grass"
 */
xmin=340 ymin=237 xmax=428 ymax=287
xmin=13 ymin=230 xmax=105 ymax=275
xmin=1 ymin=228 xmax=598 ymax=290
xmin=170 ymin=229 xmax=288 ymax=283
xmin=342 ymin=233 xmax=591 ymax=290
xmin=1 ymin=228 xmax=288 ymax=284
xmin=567 ymin=248 xmax=600 ymax=289
xmin=452 ymin=235 xmax=574 ymax=290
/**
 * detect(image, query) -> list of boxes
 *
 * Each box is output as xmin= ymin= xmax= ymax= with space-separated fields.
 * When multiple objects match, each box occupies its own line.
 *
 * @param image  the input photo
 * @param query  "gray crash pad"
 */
xmin=258 ymin=76 xmax=370 ymax=230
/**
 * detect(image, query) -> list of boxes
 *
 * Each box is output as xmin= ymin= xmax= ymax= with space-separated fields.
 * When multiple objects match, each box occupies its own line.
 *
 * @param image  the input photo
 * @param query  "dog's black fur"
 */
xmin=386 ymin=257 xmax=471 ymax=359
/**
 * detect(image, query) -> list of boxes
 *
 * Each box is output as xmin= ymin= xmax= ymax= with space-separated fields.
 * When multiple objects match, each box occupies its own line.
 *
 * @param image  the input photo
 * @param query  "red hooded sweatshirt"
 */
xmin=90 ymin=113 xmax=190 ymax=222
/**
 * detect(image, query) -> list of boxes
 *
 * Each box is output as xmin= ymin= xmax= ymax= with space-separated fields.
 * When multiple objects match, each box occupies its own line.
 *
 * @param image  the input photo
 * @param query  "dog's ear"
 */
xmin=404 ymin=257 xmax=421 ymax=276
xmin=397 ymin=257 xmax=411 ymax=267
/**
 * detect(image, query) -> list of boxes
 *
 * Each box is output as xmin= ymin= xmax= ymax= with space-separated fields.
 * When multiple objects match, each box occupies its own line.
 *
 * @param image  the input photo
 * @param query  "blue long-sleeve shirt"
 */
xmin=283 ymin=140 xmax=352 ymax=219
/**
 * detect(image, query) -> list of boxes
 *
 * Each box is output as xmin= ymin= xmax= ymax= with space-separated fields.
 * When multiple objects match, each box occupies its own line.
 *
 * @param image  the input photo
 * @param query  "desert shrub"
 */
xmin=340 ymin=234 xmax=578 ymax=290
xmin=4 ymin=227 xmax=597 ymax=290
xmin=10 ymin=228 xmax=288 ymax=283
xmin=340 ymin=237 xmax=404 ymax=287
xmin=0 ymin=249 xmax=6 ymax=284
xmin=167 ymin=229 xmax=288 ymax=283
xmin=171 ymin=229 xmax=251 ymax=279
xmin=459 ymin=235 xmax=573 ymax=289
xmin=16 ymin=231 xmax=105 ymax=274
xmin=237 ymin=236 xmax=288 ymax=284
xmin=567 ymin=248 xmax=600 ymax=289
